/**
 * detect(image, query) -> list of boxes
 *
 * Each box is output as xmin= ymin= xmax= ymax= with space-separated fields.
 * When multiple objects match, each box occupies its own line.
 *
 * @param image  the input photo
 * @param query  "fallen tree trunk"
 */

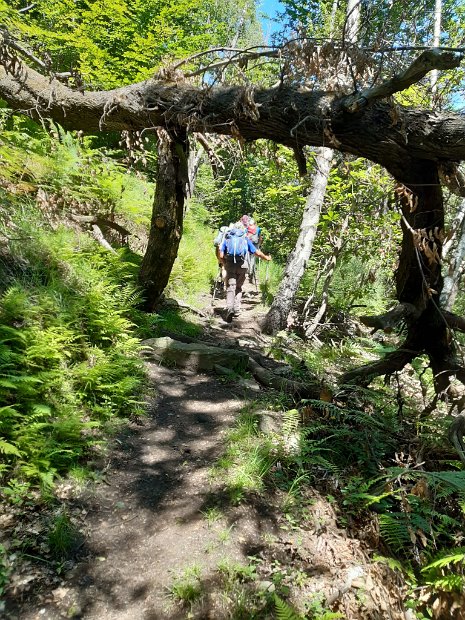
xmin=141 ymin=336 xmax=321 ymax=398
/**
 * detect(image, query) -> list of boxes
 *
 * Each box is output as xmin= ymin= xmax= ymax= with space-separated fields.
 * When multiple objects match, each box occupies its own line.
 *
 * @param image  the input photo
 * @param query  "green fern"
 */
xmin=421 ymin=548 xmax=465 ymax=592
xmin=422 ymin=548 xmax=465 ymax=571
xmin=274 ymin=595 xmax=304 ymax=620
xmin=282 ymin=409 xmax=300 ymax=436
xmin=0 ymin=440 xmax=22 ymax=457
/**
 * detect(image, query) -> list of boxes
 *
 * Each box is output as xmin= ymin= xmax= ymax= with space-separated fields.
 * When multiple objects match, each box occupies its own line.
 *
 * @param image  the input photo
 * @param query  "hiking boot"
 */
xmin=225 ymin=310 xmax=234 ymax=323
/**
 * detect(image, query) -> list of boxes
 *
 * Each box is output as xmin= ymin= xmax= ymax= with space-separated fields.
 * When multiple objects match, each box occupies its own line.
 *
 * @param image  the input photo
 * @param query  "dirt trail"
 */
xmin=7 ymin=284 xmax=408 ymax=620
xmin=11 ymin=284 xmax=279 ymax=619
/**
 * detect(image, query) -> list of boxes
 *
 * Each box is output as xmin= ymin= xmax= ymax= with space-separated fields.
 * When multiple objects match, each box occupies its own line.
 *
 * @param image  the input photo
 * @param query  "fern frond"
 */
xmin=422 ymin=548 xmax=465 ymax=571
xmin=0 ymin=440 xmax=22 ymax=457
xmin=274 ymin=595 xmax=304 ymax=620
xmin=282 ymin=409 xmax=300 ymax=435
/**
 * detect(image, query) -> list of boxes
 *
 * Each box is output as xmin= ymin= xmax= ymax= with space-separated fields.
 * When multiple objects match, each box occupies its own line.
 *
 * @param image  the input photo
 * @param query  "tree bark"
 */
xmin=1 ymin=50 xmax=465 ymax=175
xmin=440 ymin=198 xmax=465 ymax=311
xmin=263 ymin=147 xmax=333 ymax=334
xmin=341 ymin=159 xmax=456 ymax=394
xmin=139 ymin=129 xmax=189 ymax=310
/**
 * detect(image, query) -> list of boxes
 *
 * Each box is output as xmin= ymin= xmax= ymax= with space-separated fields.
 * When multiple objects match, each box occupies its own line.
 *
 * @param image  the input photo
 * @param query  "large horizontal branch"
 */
xmin=2 ymin=51 xmax=465 ymax=179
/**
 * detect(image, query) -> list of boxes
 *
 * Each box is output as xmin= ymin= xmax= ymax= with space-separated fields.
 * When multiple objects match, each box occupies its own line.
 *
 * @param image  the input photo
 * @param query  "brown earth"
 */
xmin=3 ymin=283 xmax=409 ymax=620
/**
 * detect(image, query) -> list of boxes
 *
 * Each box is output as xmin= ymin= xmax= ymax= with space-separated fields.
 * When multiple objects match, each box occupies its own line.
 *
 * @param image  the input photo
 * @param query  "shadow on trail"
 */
xmin=42 ymin=360 xmax=280 ymax=619
xmin=6 ymin=288 xmax=285 ymax=619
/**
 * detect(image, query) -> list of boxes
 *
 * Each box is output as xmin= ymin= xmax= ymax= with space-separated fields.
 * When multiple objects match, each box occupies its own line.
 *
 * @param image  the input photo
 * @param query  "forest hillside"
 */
xmin=2 ymin=0 xmax=465 ymax=619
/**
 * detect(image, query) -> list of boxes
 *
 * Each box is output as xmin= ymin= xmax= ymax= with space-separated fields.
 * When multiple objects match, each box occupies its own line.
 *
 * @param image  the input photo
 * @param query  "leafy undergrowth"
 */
xmin=0 ymin=196 xmax=146 ymax=489
xmin=0 ymin=147 xmax=150 ymax=606
xmin=203 ymin=328 xmax=465 ymax=619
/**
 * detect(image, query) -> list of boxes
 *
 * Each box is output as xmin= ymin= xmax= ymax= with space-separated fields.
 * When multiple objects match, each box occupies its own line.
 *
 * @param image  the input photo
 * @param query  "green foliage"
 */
xmin=0 ymin=113 xmax=154 ymax=226
xmin=169 ymin=564 xmax=203 ymax=605
xmin=0 ymin=199 xmax=145 ymax=490
xmin=274 ymin=595 xmax=304 ymax=620
xmin=1 ymin=0 xmax=261 ymax=88
xmin=211 ymin=410 xmax=277 ymax=503
xmin=166 ymin=203 xmax=218 ymax=304
xmin=0 ymin=543 xmax=10 ymax=598
xmin=47 ymin=512 xmax=80 ymax=560
xmin=421 ymin=548 xmax=465 ymax=592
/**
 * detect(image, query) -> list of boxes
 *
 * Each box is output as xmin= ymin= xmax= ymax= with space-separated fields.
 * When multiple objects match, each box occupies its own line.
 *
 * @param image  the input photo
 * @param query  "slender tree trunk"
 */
xmin=263 ymin=147 xmax=333 ymax=334
xmin=431 ymin=0 xmax=442 ymax=93
xmin=305 ymin=214 xmax=349 ymax=337
xmin=263 ymin=0 xmax=361 ymax=335
xmin=441 ymin=198 xmax=465 ymax=310
xmin=139 ymin=129 xmax=189 ymax=310
xmin=187 ymin=145 xmax=203 ymax=197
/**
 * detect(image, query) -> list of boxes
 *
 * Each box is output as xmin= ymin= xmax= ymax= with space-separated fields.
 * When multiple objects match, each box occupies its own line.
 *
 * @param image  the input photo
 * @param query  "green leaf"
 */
xmin=0 ymin=440 xmax=22 ymax=457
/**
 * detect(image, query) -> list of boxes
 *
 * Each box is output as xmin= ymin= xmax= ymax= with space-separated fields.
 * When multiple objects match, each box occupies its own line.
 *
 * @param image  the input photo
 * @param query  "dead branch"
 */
xmin=91 ymin=224 xmax=116 ymax=253
xmin=70 ymin=214 xmax=131 ymax=239
xmin=343 ymin=49 xmax=464 ymax=113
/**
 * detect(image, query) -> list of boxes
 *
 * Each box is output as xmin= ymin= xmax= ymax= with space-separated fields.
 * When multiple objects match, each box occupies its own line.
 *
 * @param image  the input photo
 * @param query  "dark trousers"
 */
xmin=225 ymin=261 xmax=247 ymax=312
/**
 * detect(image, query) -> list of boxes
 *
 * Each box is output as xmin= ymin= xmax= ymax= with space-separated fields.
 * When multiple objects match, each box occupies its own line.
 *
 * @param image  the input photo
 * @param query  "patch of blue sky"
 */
xmin=259 ymin=0 xmax=285 ymax=42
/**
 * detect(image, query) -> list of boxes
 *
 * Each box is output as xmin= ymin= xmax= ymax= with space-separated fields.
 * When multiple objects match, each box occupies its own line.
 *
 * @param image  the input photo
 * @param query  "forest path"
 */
xmin=15 ymin=281 xmax=279 ymax=620
xmin=10 ymin=282 xmax=407 ymax=620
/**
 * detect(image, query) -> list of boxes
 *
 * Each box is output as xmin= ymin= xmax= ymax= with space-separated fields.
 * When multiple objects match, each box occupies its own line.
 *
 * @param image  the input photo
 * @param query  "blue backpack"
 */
xmin=224 ymin=229 xmax=249 ymax=264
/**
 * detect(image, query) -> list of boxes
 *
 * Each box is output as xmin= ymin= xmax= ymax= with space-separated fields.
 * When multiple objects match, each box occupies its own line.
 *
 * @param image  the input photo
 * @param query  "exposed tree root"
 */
xmin=340 ymin=346 xmax=418 ymax=386
xmin=247 ymin=357 xmax=320 ymax=400
xmin=359 ymin=303 xmax=420 ymax=333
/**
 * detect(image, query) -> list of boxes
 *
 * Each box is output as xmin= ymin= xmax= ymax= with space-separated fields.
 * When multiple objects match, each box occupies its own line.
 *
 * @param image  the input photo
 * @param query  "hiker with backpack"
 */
xmin=219 ymin=222 xmax=271 ymax=323
xmin=245 ymin=217 xmax=263 ymax=284
xmin=213 ymin=224 xmax=231 ymax=282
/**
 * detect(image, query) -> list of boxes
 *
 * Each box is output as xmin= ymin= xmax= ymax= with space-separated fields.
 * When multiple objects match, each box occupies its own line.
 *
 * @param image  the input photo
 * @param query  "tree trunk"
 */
xmin=263 ymin=147 xmax=333 ymax=334
xmin=139 ymin=129 xmax=189 ymax=310
xmin=431 ymin=0 xmax=442 ymax=93
xmin=440 ymin=198 xmax=465 ymax=311
xmin=342 ymin=159 xmax=462 ymax=398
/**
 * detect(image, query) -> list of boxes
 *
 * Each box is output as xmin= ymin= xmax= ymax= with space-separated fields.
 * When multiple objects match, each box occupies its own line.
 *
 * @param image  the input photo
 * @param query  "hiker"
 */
xmin=246 ymin=218 xmax=263 ymax=283
xmin=240 ymin=214 xmax=250 ymax=228
xmin=213 ymin=224 xmax=231 ymax=282
xmin=219 ymin=223 xmax=271 ymax=323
